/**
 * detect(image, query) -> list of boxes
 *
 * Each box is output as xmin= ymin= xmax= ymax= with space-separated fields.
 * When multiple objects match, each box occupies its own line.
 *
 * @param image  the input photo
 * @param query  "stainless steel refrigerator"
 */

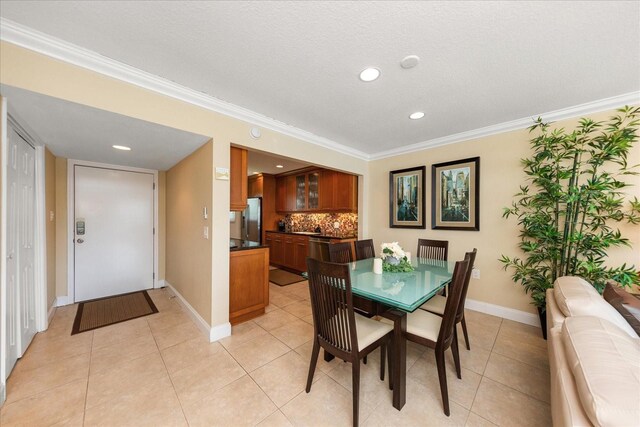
xmin=242 ymin=197 xmax=262 ymax=243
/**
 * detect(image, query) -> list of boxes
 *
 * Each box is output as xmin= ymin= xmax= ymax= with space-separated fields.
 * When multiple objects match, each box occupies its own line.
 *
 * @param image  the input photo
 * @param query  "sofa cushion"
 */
xmin=554 ymin=276 xmax=638 ymax=337
xmin=548 ymin=327 xmax=592 ymax=427
xmin=603 ymin=282 xmax=640 ymax=336
xmin=563 ymin=316 xmax=640 ymax=427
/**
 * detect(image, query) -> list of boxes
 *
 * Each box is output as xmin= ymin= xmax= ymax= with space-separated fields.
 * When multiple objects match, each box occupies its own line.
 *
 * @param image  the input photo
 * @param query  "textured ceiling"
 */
xmin=1 ymin=1 xmax=639 ymax=155
xmin=2 ymin=85 xmax=209 ymax=170
xmin=247 ymin=150 xmax=310 ymax=176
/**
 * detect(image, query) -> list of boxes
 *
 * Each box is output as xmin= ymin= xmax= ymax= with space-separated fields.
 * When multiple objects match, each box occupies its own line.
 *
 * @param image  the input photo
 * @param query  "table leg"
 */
xmin=389 ymin=309 xmax=406 ymax=410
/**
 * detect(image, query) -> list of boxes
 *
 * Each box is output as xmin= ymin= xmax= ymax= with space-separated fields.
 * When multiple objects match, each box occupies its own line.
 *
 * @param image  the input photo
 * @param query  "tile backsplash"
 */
xmin=285 ymin=213 xmax=358 ymax=235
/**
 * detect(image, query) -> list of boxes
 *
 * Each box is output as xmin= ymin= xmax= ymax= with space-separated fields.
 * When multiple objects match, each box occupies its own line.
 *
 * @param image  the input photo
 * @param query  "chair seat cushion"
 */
xmin=355 ymin=313 xmax=393 ymax=349
xmin=406 ymin=309 xmax=442 ymax=342
xmin=419 ymin=295 xmax=446 ymax=315
xmin=562 ymin=316 xmax=640 ymax=427
xmin=554 ymin=276 xmax=638 ymax=337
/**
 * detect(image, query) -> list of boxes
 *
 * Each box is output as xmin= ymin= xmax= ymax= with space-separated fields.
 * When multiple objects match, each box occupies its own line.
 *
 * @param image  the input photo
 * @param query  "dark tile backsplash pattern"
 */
xmin=285 ymin=213 xmax=358 ymax=235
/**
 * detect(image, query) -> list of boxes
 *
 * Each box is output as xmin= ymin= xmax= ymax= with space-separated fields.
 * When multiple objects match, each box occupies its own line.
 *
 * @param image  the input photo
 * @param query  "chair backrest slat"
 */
xmin=355 ymin=239 xmax=375 ymax=261
xmin=437 ymin=258 xmax=470 ymax=350
xmin=307 ymin=258 xmax=358 ymax=356
xmin=417 ymin=239 xmax=448 ymax=261
xmin=329 ymin=242 xmax=353 ymax=263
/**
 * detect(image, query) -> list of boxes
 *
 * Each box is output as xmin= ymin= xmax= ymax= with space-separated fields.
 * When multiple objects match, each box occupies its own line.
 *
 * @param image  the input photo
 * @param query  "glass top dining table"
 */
xmin=348 ymin=257 xmax=455 ymax=312
xmin=339 ymin=256 xmax=456 ymax=411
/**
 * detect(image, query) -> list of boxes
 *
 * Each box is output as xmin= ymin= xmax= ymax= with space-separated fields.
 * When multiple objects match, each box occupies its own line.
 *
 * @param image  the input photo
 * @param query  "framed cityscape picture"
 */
xmin=389 ymin=166 xmax=426 ymax=229
xmin=431 ymin=157 xmax=480 ymax=231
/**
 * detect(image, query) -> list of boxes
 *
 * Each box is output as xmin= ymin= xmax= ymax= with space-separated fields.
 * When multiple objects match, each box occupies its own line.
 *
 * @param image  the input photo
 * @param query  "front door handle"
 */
xmin=77 ymin=238 xmax=84 ymax=244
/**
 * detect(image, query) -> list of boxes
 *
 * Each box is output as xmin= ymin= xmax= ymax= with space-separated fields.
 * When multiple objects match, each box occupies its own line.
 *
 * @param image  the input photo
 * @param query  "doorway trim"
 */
xmin=65 ymin=159 xmax=159 ymax=305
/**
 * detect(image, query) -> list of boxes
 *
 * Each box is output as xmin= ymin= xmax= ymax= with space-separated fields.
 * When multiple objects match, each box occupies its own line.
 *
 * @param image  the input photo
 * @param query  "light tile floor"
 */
xmin=0 ymin=282 xmax=551 ymax=426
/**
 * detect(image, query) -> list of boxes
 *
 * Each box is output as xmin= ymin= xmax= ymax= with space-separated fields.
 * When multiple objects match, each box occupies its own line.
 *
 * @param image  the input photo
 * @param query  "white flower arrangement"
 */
xmin=380 ymin=242 xmax=414 ymax=272
xmin=380 ymin=242 xmax=406 ymax=260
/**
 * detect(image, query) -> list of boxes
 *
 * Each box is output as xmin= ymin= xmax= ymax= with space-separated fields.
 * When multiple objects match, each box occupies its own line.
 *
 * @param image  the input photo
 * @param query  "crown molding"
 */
xmin=0 ymin=18 xmax=370 ymax=161
xmin=369 ymin=92 xmax=640 ymax=160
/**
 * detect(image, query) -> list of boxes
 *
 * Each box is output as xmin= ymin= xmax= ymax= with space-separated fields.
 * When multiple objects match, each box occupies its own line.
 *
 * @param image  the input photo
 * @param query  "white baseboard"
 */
xmin=465 ymin=298 xmax=540 ymax=327
xmin=210 ymin=322 xmax=232 ymax=342
xmin=47 ymin=301 xmax=57 ymax=324
xmin=164 ymin=281 xmax=231 ymax=342
xmin=55 ymin=296 xmax=72 ymax=307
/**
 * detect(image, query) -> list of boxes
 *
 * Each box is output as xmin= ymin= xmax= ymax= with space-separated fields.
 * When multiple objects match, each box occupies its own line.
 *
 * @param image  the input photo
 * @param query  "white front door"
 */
xmin=5 ymin=127 xmax=36 ymax=375
xmin=74 ymin=166 xmax=154 ymax=302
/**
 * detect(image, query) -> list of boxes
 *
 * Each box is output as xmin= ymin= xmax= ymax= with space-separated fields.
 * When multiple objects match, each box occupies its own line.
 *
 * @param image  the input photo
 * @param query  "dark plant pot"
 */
xmin=537 ymin=306 xmax=547 ymax=340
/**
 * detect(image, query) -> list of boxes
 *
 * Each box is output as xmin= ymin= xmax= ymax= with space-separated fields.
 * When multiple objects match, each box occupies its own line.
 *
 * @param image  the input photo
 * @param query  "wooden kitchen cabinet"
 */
xmin=284 ymin=235 xmax=295 ymax=266
xmin=229 ymin=247 xmax=269 ymax=325
xmin=320 ymin=170 xmax=358 ymax=211
xmin=286 ymin=175 xmax=297 ymax=211
xmin=230 ymin=147 xmax=248 ymax=211
xmin=334 ymin=172 xmax=357 ymax=211
xmin=276 ymin=168 xmax=353 ymax=213
xmin=293 ymin=236 xmax=309 ymax=272
xmin=266 ymin=231 xmax=310 ymax=273
xmin=266 ymin=232 xmax=284 ymax=265
xmin=276 ymin=176 xmax=287 ymax=212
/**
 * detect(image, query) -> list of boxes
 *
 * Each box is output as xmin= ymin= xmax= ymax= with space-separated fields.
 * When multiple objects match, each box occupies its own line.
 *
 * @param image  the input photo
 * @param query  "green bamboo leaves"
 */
xmin=501 ymin=106 xmax=640 ymax=309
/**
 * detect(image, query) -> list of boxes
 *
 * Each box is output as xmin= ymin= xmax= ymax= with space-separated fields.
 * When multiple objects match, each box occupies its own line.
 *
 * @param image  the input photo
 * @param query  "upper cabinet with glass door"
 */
xmin=276 ymin=168 xmax=356 ymax=213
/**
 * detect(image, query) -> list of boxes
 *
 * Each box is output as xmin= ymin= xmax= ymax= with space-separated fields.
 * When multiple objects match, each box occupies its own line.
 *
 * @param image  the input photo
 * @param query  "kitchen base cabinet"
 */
xmin=266 ymin=231 xmax=310 ymax=273
xmin=229 ymin=247 xmax=269 ymax=325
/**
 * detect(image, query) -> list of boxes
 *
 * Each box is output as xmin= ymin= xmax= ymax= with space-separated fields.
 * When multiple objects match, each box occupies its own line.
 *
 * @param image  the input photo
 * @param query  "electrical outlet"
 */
xmin=49 ymin=211 xmax=55 ymax=222
xmin=471 ymin=268 xmax=480 ymax=279
xmin=203 ymin=226 xmax=209 ymax=239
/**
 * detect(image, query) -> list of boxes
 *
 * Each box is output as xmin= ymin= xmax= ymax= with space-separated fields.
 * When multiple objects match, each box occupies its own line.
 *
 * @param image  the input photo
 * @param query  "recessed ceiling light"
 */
xmin=359 ymin=67 xmax=380 ymax=82
xmin=276 ymin=165 xmax=284 ymax=168
xmin=409 ymin=112 xmax=425 ymax=120
xmin=112 ymin=145 xmax=131 ymax=151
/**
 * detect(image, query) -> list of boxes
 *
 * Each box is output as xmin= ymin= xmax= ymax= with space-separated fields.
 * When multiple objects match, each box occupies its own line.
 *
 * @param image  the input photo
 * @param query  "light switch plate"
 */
xmin=471 ymin=268 xmax=480 ymax=279
xmin=203 ymin=226 xmax=209 ymax=239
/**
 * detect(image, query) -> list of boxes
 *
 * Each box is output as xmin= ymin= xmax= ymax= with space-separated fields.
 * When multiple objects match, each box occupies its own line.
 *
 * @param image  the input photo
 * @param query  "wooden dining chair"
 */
xmin=420 ymin=249 xmax=477 ymax=350
xmin=354 ymin=239 xmax=376 ymax=260
xmin=328 ymin=242 xmax=353 ymax=263
xmin=405 ymin=257 xmax=470 ymax=416
xmin=417 ymin=239 xmax=449 ymax=261
xmin=305 ymin=258 xmax=393 ymax=427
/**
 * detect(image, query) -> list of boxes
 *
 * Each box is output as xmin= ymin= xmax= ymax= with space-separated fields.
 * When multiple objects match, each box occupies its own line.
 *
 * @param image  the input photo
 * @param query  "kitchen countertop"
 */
xmin=230 ymin=239 xmax=268 ymax=252
xmin=265 ymin=230 xmax=358 ymax=240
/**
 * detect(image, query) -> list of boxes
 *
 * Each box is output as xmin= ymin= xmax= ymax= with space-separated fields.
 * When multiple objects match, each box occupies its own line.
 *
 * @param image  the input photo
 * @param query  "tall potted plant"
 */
xmin=500 ymin=106 xmax=640 ymax=337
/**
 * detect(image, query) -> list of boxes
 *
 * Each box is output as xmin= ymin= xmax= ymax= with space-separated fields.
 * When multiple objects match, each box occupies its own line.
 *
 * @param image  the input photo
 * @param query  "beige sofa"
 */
xmin=546 ymin=276 xmax=640 ymax=427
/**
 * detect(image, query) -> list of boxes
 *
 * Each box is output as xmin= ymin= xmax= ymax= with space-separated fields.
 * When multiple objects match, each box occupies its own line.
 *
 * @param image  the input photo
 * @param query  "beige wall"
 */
xmin=54 ymin=157 xmax=67 ymax=298
xmin=2 ymin=41 xmax=636 ymax=325
xmin=166 ymin=141 xmax=213 ymax=323
xmin=158 ymin=171 xmax=166 ymax=280
xmin=0 ymin=41 xmax=368 ymax=332
xmin=368 ymin=109 xmax=640 ymax=314
xmin=44 ymin=147 xmax=56 ymax=308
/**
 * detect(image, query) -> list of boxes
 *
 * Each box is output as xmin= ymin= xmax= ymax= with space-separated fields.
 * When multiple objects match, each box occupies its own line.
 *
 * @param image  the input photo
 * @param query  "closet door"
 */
xmin=4 ymin=127 xmax=37 ymax=379
xmin=17 ymin=131 xmax=36 ymax=355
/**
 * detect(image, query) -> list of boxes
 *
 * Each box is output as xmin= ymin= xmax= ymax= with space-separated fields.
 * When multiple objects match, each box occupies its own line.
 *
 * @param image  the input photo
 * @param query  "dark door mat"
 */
xmin=72 ymin=290 xmax=158 ymax=335
xmin=269 ymin=269 xmax=306 ymax=286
